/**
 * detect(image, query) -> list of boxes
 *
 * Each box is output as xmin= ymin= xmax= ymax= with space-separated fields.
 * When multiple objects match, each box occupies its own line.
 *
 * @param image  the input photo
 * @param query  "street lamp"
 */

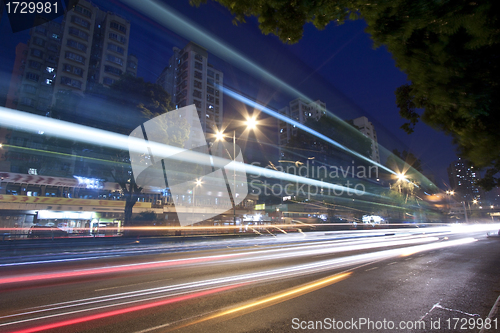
xmin=246 ymin=116 xmax=258 ymax=130
xmin=215 ymin=130 xmax=224 ymax=142
xmin=192 ymin=178 xmax=203 ymax=221
xmin=395 ymin=173 xmax=407 ymax=194
xmin=445 ymin=190 xmax=454 ymax=216
xmin=215 ymin=116 xmax=258 ymax=226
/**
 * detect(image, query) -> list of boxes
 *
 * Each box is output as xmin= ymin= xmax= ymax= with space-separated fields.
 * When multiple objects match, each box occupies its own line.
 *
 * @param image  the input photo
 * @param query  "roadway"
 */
xmin=0 ymin=224 xmax=499 ymax=332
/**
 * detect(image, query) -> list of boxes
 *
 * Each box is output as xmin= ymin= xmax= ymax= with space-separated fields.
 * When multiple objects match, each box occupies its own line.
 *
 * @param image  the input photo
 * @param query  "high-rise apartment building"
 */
xmin=86 ymin=8 xmax=135 ymax=89
xmin=12 ymin=19 xmax=63 ymax=114
xmin=9 ymin=0 xmax=136 ymax=113
xmin=447 ymin=157 xmax=482 ymax=202
xmin=157 ymin=42 xmax=223 ymax=147
xmin=2 ymin=1 xmax=137 ymax=175
xmin=351 ymin=116 xmax=380 ymax=164
xmin=5 ymin=43 xmax=28 ymax=109
xmin=277 ymin=98 xmax=326 ymax=157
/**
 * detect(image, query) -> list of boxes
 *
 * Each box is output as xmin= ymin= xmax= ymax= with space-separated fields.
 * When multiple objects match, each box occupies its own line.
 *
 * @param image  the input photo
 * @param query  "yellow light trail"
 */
xmin=172 ymin=272 xmax=351 ymax=330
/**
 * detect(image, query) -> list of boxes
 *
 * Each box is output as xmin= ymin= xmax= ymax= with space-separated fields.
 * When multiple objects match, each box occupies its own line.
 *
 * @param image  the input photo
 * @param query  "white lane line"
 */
xmin=387 ymin=262 xmax=398 ymax=266
xmin=365 ymin=267 xmax=378 ymax=272
xmin=95 ymin=279 xmax=172 ymax=292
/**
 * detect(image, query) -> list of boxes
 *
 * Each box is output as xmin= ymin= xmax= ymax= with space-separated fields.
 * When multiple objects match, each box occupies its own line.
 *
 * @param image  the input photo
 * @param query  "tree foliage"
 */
xmin=192 ymin=0 xmax=500 ymax=189
xmin=51 ymin=76 xmax=189 ymax=228
xmin=98 ymin=76 xmax=188 ymax=228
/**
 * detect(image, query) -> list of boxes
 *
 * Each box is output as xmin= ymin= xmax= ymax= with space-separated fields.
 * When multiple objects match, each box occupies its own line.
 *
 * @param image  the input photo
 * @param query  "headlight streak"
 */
xmin=0 ymin=225 xmax=475 ymax=271
xmin=177 ymin=272 xmax=352 ymax=331
xmin=0 ymin=230 xmax=462 ymax=285
xmin=116 ymin=0 xmax=441 ymax=192
xmin=0 ymin=236 xmax=476 ymax=331
xmin=0 ymin=228 xmax=433 ymax=268
xmin=209 ymin=235 xmax=441 ymax=267
xmin=117 ymin=0 xmax=412 ymax=182
xmin=0 ymin=107 xmax=374 ymax=198
xmin=222 ymin=87 xmax=395 ymax=175
xmin=0 ymin=256 xmax=121 ymax=268
xmin=0 ymin=253 xmax=243 ymax=285
xmin=0 ymin=233 xmax=435 ymax=286
xmin=4 ymin=284 xmax=245 ymax=333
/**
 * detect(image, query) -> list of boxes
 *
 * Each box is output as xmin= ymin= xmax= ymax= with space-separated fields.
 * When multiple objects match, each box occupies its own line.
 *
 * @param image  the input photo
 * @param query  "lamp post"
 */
xmin=215 ymin=116 xmax=258 ymax=226
xmin=446 ymin=190 xmax=454 ymax=215
xmin=396 ymin=173 xmax=406 ymax=194
xmin=462 ymin=201 xmax=469 ymax=223
xmin=192 ymin=178 xmax=202 ymax=223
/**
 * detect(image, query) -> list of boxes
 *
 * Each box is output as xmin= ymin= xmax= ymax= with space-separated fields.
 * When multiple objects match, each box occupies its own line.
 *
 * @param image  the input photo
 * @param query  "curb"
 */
xmin=479 ymin=295 xmax=500 ymax=333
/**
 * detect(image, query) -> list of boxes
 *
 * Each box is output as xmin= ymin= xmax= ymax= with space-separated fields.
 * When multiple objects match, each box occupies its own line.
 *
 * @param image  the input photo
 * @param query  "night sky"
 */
xmin=0 ymin=0 xmax=458 ymax=188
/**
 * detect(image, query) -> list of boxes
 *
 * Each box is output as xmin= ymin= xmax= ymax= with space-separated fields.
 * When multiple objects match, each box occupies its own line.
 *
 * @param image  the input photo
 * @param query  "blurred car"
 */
xmin=486 ymin=230 xmax=500 ymax=238
xmin=27 ymin=225 xmax=68 ymax=239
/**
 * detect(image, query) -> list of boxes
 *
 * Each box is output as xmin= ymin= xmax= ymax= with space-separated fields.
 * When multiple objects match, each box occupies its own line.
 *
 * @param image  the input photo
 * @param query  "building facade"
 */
xmin=2 ymin=1 xmax=137 ymax=175
xmin=13 ymin=19 xmax=63 ymax=114
xmin=277 ymin=98 xmax=326 ymax=157
xmin=157 ymin=42 xmax=223 ymax=146
xmin=5 ymin=43 xmax=28 ymax=109
xmin=351 ymin=116 xmax=380 ymax=164
xmin=447 ymin=157 xmax=482 ymax=203
xmin=8 ymin=0 xmax=136 ymax=112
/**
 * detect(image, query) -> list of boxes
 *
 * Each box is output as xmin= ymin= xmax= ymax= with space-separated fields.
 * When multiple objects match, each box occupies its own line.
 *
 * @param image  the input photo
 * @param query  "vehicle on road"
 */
xmin=27 ymin=225 xmax=68 ymax=239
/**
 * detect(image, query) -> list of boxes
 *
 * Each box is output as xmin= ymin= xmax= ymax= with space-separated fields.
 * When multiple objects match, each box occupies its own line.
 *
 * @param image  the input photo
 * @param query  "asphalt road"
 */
xmin=0 ymin=224 xmax=499 ymax=333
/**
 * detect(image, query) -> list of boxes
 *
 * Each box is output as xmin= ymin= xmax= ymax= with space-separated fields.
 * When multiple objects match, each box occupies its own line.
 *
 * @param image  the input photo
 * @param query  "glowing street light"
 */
xmin=397 ymin=173 xmax=406 ymax=182
xmin=245 ymin=116 xmax=258 ymax=130
xmin=192 ymin=178 xmax=203 ymax=220
xmin=215 ymin=130 xmax=225 ymax=142
xmin=216 ymin=118 xmax=259 ymax=225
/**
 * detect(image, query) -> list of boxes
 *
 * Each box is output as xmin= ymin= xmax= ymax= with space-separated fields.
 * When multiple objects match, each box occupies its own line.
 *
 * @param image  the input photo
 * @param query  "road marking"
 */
xmin=365 ymin=267 xmax=378 ymax=272
xmin=420 ymin=301 xmax=479 ymax=321
xmin=404 ymin=258 xmax=413 ymax=261
xmin=95 ymin=279 xmax=172 ymax=292
xmin=387 ymin=262 xmax=398 ymax=265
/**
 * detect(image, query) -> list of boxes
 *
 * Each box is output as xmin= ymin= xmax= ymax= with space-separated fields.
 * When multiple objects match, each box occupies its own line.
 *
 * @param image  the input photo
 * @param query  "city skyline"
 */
xmin=0 ymin=0 xmax=463 ymax=189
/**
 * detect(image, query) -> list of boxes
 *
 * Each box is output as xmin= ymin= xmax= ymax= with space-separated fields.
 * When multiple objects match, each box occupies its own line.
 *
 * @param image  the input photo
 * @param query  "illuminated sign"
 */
xmin=254 ymin=204 xmax=265 ymax=210
xmin=74 ymin=176 xmax=103 ymax=189
xmin=362 ymin=215 xmax=384 ymax=224
xmin=37 ymin=211 xmax=95 ymax=220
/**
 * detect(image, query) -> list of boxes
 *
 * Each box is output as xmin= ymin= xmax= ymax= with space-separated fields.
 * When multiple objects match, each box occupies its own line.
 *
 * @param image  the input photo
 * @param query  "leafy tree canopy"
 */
xmin=53 ymin=76 xmax=189 ymax=226
xmin=191 ymin=0 xmax=500 ymax=189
